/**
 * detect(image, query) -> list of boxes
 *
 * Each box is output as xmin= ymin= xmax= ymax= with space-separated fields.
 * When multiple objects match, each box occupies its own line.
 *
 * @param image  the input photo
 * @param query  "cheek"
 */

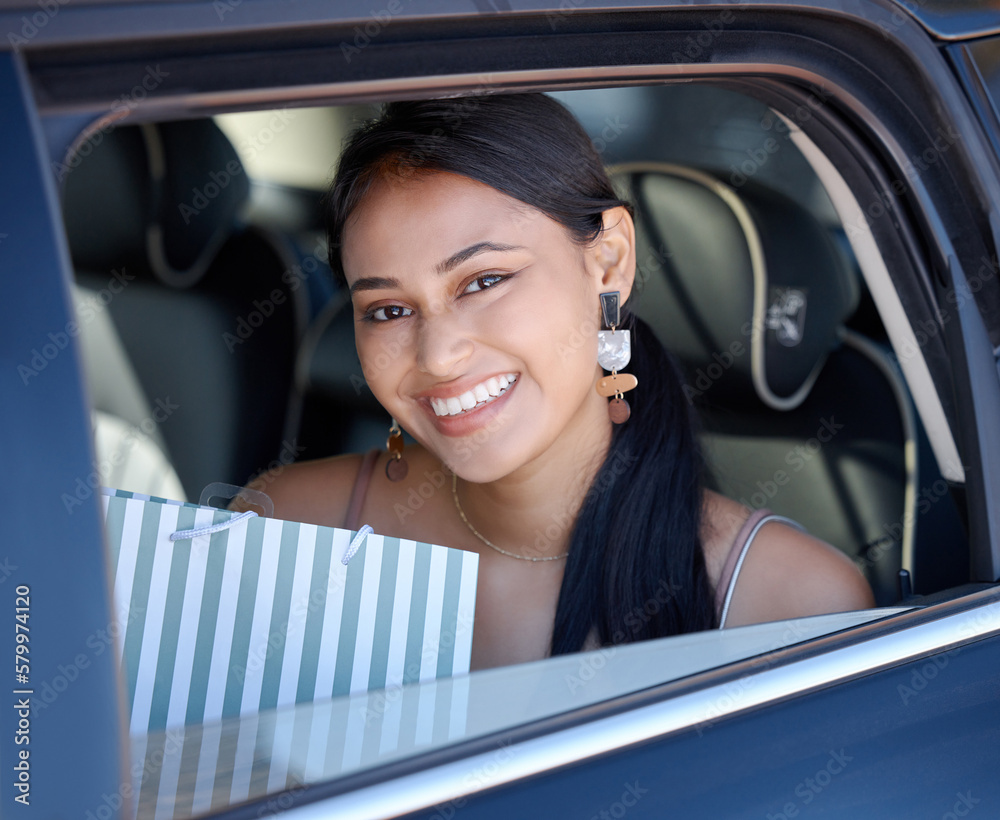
xmin=518 ymin=290 xmax=600 ymax=382
xmin=356 ymin=330 xmax=411 ymax=395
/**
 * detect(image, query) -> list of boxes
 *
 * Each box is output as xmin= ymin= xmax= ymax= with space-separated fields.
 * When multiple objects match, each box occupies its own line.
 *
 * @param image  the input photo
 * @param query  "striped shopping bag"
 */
xmin=100 ymin=488 xmax=479 ymax=735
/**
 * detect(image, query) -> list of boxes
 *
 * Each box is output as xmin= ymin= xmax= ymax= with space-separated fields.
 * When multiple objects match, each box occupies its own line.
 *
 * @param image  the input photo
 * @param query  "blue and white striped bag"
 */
xmin=100 ymin=488 xmax=479 ymax=735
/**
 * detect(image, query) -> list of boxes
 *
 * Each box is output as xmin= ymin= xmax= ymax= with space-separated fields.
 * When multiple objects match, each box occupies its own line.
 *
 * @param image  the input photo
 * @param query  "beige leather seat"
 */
xmin=74 ymin=285 xmax=187 ymax=500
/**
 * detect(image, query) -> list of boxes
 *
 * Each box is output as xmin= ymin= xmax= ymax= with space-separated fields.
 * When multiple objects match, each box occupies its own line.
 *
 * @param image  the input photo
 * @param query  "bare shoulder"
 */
xmin=700 ymin=489 xmax=754 ymax=587
xmin=229 ymin=451 xmax=370 ymax=528
xmin=702 ymin=490 xmax=875 ymax=627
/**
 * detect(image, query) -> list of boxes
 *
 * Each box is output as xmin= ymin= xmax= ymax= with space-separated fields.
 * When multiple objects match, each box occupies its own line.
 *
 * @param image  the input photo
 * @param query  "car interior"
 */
xmin=60 ymin=83 xmax=973 ymax=745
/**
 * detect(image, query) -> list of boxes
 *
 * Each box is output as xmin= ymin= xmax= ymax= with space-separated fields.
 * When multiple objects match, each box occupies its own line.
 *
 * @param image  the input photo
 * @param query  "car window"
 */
xmin=128 ymin=607 xmax=906 ymax=818
xmin=57 ymin=80 xmax=973 ymax=818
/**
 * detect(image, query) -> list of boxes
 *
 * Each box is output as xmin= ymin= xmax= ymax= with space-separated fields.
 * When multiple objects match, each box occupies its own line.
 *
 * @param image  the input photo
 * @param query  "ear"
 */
xmin=586 ymin=206 xmax=636 ymax=304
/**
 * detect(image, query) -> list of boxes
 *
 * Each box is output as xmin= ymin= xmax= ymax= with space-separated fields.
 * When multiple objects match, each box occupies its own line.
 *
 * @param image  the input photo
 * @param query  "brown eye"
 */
xmin=368 ymin=305 xmax=413 ymax=322
xmin=463 ymin=273 xmax=506 ymax=294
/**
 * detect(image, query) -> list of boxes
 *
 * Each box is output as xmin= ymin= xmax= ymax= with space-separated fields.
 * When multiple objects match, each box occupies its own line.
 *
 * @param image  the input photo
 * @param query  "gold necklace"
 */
xmin=451 ymin=472 xmax=569 ymax=562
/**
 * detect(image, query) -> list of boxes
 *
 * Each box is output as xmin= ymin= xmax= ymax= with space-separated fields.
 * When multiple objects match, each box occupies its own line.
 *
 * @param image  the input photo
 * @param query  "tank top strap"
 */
xmin=715 ymin=508 xmax=805 ymax=628
xmin=343 ymin=449 xmax=379 ymax=531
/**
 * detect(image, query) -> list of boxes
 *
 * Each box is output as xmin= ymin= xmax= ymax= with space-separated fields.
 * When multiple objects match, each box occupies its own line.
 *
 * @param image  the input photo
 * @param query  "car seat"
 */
xmin=62 ymin=118 xmax=306 ymax=500
xmin=610 ymin=162 xmax=968 ymax=605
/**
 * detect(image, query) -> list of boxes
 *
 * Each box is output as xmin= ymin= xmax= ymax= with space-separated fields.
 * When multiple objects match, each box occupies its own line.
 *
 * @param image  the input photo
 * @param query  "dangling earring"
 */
xmin=385 ymin=419 xmax=408 ymax=481
xmin=596 ymin=291 xmax=637 ymax=424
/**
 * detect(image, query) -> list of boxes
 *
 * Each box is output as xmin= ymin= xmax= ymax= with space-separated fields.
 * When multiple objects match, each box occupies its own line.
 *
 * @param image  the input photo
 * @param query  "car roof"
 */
xmin=0 ymin=0 xmax=997 ymax=52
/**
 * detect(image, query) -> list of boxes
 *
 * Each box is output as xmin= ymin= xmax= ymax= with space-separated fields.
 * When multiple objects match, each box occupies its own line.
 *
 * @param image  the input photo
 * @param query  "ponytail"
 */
xmin=550 ymin=312 xmax=716 ymax=653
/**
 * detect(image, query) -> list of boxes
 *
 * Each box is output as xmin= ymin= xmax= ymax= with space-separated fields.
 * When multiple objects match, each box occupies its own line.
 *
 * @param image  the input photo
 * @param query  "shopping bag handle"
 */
xmin=170 ymin=511 xmax=258 ymax=542
xmin=168 ymin=482 xmax=275 ymax=542
xmin=342 ymin=525 xmax=373 ymax=565
xmin=199 ymin=482 xmax=274 ymax=518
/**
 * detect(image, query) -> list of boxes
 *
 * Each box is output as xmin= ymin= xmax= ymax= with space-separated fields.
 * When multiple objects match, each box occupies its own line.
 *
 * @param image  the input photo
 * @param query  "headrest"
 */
xmin=611 ymin=163 xmax=859 ymax=411
xmin=62 ymin=119 xmax=250 ymax=288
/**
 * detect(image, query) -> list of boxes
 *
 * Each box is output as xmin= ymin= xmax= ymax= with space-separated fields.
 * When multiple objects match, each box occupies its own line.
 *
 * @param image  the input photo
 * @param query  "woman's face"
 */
xmin=341 ymin=170 xmax=634 ymax=482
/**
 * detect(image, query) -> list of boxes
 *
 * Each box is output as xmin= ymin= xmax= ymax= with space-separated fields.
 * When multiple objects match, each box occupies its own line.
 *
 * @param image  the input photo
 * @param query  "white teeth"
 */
xmin=430 ymin=373 xmax=519 ymax=417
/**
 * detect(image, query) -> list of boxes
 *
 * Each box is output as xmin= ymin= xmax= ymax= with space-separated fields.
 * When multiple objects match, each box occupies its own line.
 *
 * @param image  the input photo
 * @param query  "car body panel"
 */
xmin=0 ymin=50 xmax=127 ymax=818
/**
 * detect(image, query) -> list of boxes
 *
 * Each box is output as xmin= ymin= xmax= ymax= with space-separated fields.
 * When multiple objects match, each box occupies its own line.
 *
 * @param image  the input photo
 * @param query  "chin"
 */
xmin=439 ymin=445 xmax=518 ymax=484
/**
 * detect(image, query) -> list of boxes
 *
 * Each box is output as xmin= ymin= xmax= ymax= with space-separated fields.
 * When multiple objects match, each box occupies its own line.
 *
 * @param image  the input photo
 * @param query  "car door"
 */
xmin=5 ymin=1 xmax=1000 ymax=818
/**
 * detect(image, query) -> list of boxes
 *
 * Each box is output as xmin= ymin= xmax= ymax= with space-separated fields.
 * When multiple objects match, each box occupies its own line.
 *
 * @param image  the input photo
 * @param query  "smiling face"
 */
xmin=341 ymin=170 xmax=635 ymax=483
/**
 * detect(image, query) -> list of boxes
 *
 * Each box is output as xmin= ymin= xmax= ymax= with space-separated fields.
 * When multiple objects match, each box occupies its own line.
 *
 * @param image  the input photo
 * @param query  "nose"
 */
xmin=415 ymin=309 xmax=474 ymax=378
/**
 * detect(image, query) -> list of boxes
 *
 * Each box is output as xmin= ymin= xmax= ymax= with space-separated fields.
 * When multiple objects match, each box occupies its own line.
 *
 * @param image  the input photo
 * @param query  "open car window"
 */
xmin=55 ymin=82 xmax=975 ymax=818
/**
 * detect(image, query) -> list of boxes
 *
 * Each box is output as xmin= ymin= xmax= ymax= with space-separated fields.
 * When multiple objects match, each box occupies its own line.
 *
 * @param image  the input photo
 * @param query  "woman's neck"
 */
xmin=450 ymin=405 xmax=613 ymax=560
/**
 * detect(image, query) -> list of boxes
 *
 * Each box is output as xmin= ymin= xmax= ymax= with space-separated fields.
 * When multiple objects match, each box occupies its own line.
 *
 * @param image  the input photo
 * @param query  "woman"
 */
xmin=247 ymin=93 xmax=874 ymax=671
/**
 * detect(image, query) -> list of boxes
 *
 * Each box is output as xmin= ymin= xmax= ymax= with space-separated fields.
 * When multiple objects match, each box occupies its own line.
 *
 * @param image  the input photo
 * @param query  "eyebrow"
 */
xmin=349 ymin=276 xmax=399 ymax=295
xmin=349 ymin=242 xmax=524 ymax=295
xmin=436 ymin=241 xmax=523 ymax=274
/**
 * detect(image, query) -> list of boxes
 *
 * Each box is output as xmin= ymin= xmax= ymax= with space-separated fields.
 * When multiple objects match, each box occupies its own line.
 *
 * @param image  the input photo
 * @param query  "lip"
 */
xmin=418 ymin=373 xmax=519 ymax=438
